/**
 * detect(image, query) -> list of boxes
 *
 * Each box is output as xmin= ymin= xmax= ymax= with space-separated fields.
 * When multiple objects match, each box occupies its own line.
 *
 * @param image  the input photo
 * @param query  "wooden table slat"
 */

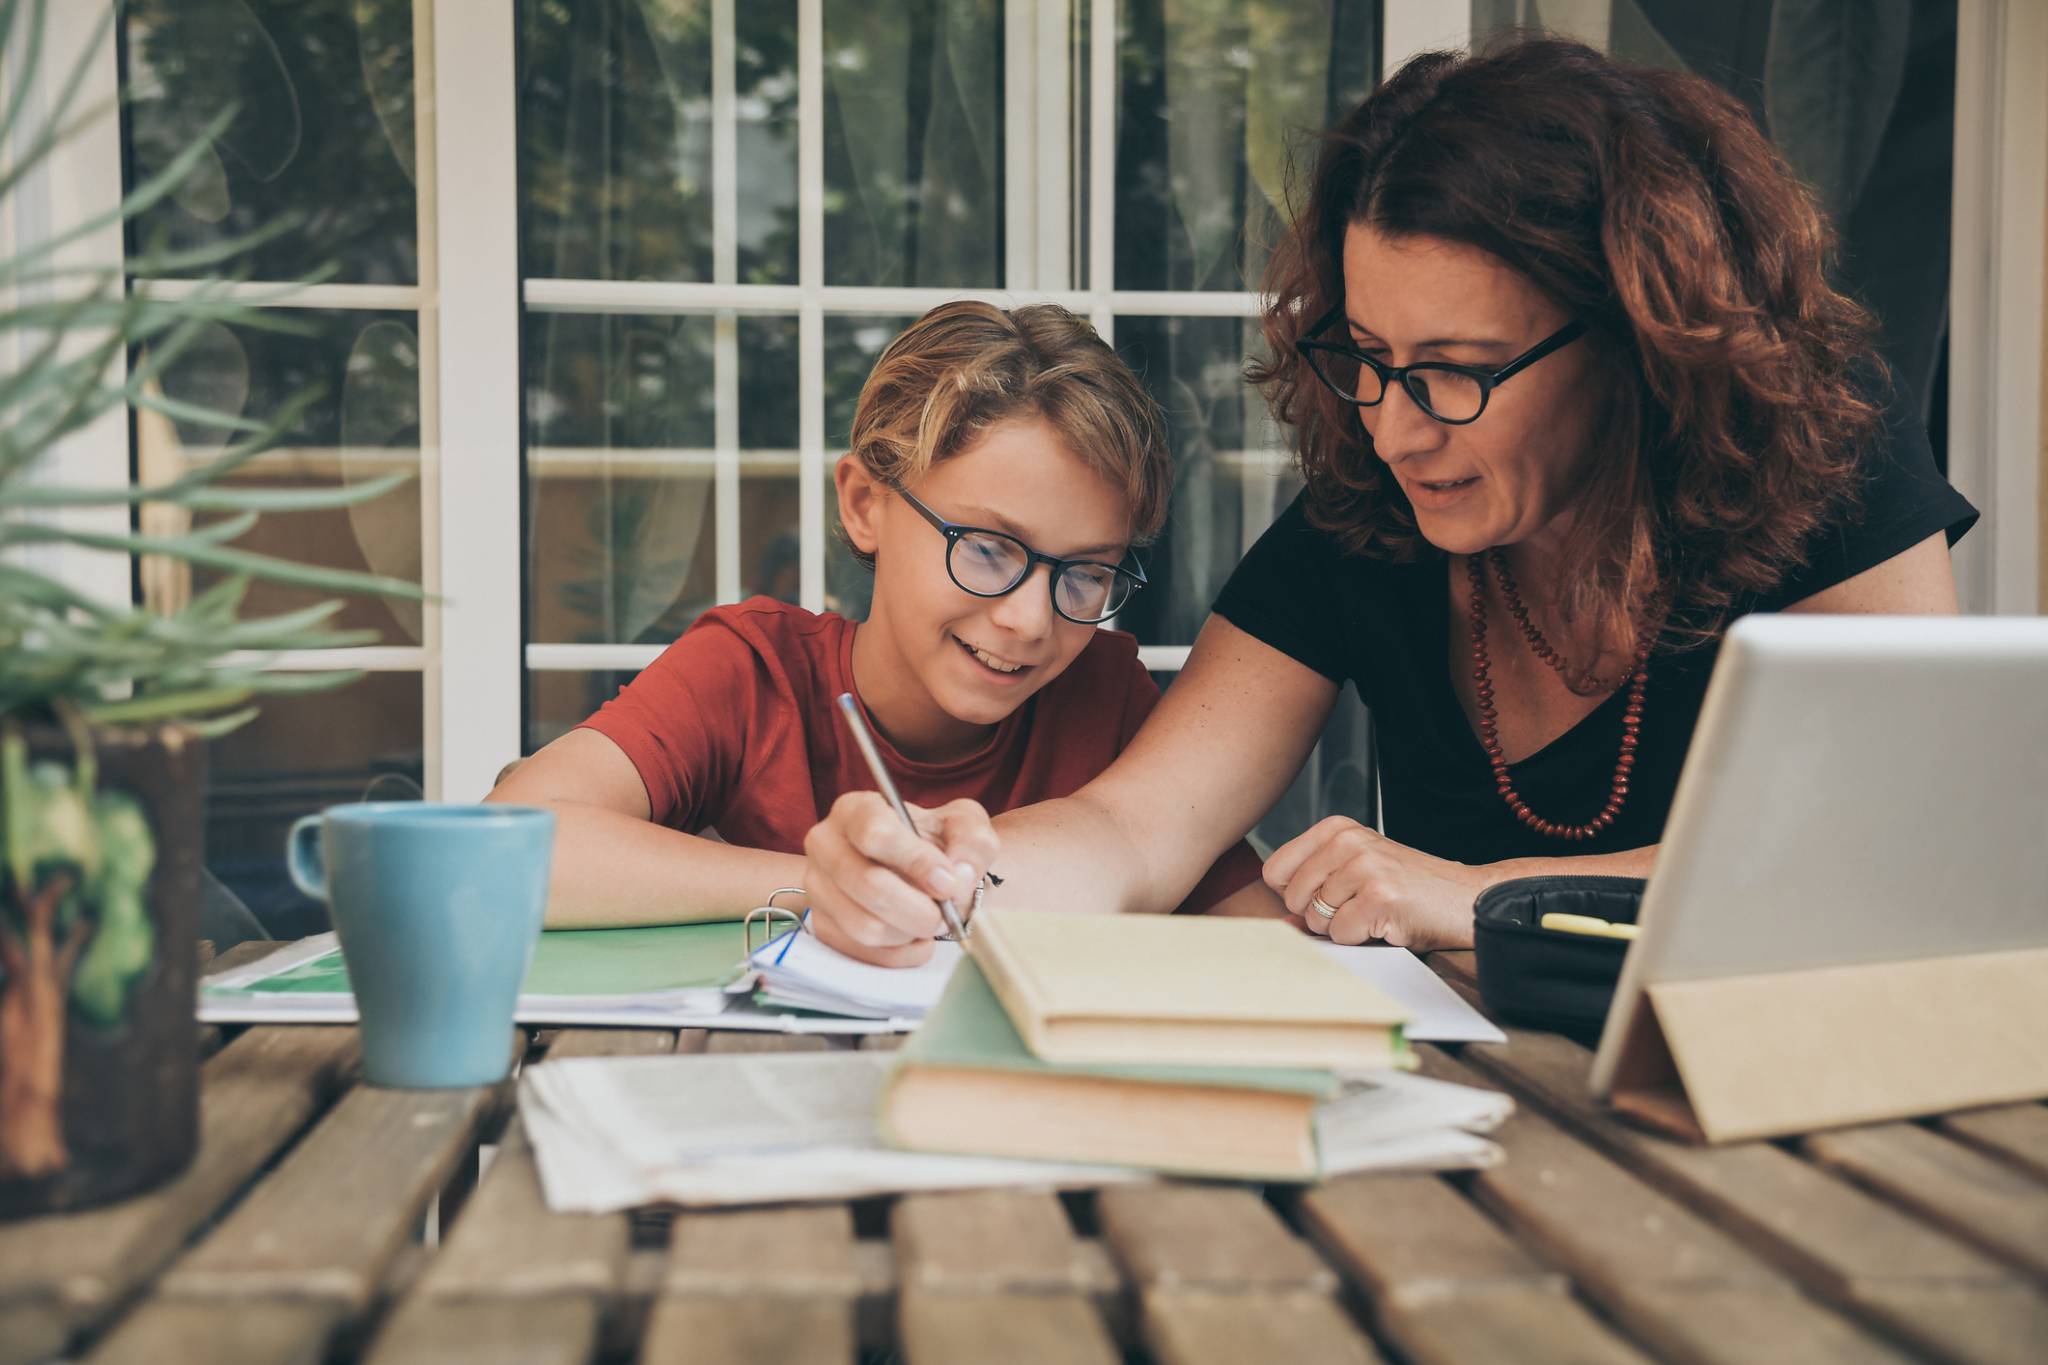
xmin=893 ymin=1188 xmax=1099 ymax=1295
xmin=543 ymin=1028 xmax=679 ymax=1059
xmin=665 ymin=1206 xmax=859 ymax=1298
xmin=1436 ymin=962 xmax=2048 ymax=1365
xmin=701 ymin=1030 xmax=837 ymax=1054
xmin=408 ymin=1116 xmax=631 ymax=1301
xmin=1140 ymin=1290 xmax=1387 ymax=1365
xmin=0 ymin=1026 xmax=358 ymax=1365
xmin=157 ymin=1064 xmax=509 ymax=1309
xmin=900 ymin=1291 xmax=1121 ymax=1365
xmin=362 ymin=1298 xmax=600 ymax=1365
xmin=638 ymin=1298 xmax=852 ymax=1365
xmin=80 ymin=1298 xmax=340 ymax=1365
xmin=1096 ymin=1186 xmax=1336 ymax=1295
xmin=1430 ymin=1050 xmax=1913 ymax=1364
xmin=1803 ymin=1123 xmax=2048 ymax=1283
xmin=1938 ymin=1104 xmax=2048 ymax=1186
xmin=1378 ymin=1294 xmax=1657 ymax=1365
xmin=1294 ymin=1171 xmax=1654 ymax=1364
xmin=1296 ymin=1171 xmax=1566 ymax=1302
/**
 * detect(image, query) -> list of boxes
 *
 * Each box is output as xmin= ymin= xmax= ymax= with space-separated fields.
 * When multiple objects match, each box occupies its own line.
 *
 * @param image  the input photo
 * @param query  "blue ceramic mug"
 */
xmin=287 ymin=803 xmax=554 ymax=1088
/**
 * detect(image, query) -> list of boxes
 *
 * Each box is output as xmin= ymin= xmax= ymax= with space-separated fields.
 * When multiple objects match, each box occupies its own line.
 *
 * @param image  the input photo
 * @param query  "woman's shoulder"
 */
xmin=1750 ymin=365 xmax=1978 ymax=612
xmin=1212 ymin=490 xmax=1429 ymax=686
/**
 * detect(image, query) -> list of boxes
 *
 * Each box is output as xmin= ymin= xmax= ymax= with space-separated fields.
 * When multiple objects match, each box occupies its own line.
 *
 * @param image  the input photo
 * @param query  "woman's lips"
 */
xmin=1406 ymin=474 xmax=1481 ymax=508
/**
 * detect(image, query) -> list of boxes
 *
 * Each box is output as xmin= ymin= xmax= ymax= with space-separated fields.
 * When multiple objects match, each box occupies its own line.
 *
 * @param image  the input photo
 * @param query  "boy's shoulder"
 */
xmin=650 ymin=597 xmax=852 ymax=697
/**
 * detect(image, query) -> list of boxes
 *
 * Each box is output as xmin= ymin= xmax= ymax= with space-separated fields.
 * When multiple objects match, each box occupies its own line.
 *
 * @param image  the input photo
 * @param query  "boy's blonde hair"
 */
xmin=842 ymin=302 xmax=1171 ymax=568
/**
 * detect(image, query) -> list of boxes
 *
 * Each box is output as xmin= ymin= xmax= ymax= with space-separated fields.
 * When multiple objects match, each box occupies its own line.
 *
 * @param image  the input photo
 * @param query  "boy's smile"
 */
xmin=839 ymin=416 xmax=1137 ymax=763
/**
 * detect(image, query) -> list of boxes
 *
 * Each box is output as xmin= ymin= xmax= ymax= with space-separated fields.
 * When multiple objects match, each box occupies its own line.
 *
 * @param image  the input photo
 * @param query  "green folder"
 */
xmin=896 ymin=956 xmax=1340 ymax=1098
xmin=239 ymin=921 xmax=746 ymax=997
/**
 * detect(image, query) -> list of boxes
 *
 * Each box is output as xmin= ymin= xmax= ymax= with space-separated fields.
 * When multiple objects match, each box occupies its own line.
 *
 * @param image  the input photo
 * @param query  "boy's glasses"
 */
xmin=893 ymin=486 xmax=1147 ymax=625
xmin=1295 ymin=303 xmax=1589 ymax=425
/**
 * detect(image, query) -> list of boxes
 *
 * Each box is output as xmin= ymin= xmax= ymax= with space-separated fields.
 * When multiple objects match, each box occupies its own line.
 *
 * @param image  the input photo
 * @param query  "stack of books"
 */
xmin=880 ymin=909 xmax=1509 ymax=1180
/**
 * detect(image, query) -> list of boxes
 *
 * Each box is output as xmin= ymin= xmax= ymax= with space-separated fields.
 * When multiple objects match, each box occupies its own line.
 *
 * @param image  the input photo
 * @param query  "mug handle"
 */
xmin=286 ymin=814 xmax=329 ymax=901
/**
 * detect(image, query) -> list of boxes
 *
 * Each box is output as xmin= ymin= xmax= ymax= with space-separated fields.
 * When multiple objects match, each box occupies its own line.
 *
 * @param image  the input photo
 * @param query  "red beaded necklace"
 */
xmin=1466 ymin=549 xmax=1651 ymax=841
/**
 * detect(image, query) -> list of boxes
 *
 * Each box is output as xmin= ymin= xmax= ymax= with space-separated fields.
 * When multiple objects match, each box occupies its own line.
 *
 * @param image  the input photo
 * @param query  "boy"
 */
xmin=489 ymin=302 xmax=1272 ymax=930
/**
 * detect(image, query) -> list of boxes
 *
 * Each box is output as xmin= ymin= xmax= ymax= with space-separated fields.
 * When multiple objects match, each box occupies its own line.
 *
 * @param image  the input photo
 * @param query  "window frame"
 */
xmin=39 ymin=0 xmax=2044 ymax=807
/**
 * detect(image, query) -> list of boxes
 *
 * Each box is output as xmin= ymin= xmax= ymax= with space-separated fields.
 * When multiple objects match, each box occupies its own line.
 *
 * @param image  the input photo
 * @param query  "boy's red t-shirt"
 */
xmin=577 ymin=597 xmax=1264 ymax=913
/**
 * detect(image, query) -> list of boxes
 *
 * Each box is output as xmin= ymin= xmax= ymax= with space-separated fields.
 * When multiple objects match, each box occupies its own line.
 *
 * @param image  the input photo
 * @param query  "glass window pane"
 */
xmin=122 ymin=0 xmax=419 ymax=285
xmin=1113 ymin=0 xmax=1376 ymax=292
xmin=1114 ymin=314 xmax=1291 ymax=648
xmin=528 ymin=668 xmax=641 ymax=753
xmin=820 ymin=314 xmax=915 ymax=620
xmin=525 ymin=311 xmax=802 ymax=645
xmin=207 ymin=674 xmax=424 ymax=938
xmin=521 ymin=0 xmax=799 ymax=283
xmin=138 ymin=310 xmax=423 ymax=645
xmin=823 ymin=1 xmax=1005 ymax=287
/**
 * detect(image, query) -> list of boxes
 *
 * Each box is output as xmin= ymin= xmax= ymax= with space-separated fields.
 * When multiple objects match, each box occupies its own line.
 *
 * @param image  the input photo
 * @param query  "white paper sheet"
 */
xmin=518 ymin=1051 xmax=1508 ymax=1213
xmin=1315 ymin=943 xmax=1506 ymax=1044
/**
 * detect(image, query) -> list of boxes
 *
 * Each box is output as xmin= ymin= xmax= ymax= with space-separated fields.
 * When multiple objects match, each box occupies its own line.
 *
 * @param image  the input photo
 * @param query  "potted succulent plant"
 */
xmin=0 ymin=1 xmax=420 ymax=1216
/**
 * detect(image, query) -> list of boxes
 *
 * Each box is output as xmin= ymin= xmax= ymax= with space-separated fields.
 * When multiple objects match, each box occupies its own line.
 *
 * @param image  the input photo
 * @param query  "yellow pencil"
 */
xmin=1538 ymin=912 xmax=1640 ymax=941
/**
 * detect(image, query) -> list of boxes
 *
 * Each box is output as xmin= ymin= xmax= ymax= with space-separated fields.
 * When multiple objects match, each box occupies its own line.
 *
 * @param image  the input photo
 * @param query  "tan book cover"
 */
xmin=967 ymin=908 xmax=1410 ymax=1070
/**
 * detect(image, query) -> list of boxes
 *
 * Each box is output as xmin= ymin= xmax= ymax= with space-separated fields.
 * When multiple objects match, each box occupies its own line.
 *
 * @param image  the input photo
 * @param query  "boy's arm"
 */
xmin=487 ymin=729 xmax=805 ymax=927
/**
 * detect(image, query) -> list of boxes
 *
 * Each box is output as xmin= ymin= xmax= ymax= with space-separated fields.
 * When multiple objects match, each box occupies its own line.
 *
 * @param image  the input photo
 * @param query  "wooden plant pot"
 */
xmin=0 ymin=723 xmax=202 ymax=1218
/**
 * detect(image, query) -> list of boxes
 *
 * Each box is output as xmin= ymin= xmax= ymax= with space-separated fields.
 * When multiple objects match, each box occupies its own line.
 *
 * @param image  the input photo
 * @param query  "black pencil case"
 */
xmin=1472 ymin=875 xmax=1646 ymax=1044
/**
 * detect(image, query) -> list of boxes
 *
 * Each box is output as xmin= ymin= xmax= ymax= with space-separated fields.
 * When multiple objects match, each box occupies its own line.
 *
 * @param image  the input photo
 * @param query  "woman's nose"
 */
xmin=1363 ymin=382 xmax=1446 ymax=465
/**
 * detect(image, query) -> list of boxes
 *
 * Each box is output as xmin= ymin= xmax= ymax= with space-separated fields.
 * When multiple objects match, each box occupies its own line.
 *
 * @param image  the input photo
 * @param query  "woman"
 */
xmin=798 ymin=37 xmax=1977 ymax=966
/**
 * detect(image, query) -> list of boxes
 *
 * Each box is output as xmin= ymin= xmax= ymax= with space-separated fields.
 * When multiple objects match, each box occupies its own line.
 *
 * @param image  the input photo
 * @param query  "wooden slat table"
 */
xmin=0 ymin=945 xmax=2042 ymax=1364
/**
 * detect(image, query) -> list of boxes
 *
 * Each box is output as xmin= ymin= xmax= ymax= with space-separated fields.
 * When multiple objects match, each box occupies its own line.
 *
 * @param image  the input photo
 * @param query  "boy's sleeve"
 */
xmin=1106 ymin=641 xmax=1269 ymax=913
xmin=575 ymin=614 xmax=758 ymax=830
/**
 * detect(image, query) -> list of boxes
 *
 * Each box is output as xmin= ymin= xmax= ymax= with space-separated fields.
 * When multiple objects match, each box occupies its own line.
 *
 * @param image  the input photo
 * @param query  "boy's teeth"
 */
xmin=962 ymin=640 xmax=1024 ymax=673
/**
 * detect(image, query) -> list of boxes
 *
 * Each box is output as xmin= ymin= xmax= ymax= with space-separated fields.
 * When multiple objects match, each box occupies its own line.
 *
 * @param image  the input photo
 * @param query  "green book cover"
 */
xmin=230 ymin=921 xmax=745 ymax=997
xmin=898 ymin=956 xmax=1341 ymax=1099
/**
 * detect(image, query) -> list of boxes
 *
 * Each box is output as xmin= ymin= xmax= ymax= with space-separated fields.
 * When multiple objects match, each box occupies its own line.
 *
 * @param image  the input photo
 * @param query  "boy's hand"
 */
xmin=801 ymin=793 xmax=1000 ymax=966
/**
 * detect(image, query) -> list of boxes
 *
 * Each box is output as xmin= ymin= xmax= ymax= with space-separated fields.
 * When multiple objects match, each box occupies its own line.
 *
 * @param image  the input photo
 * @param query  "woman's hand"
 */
xmin=1263 ymin=816 xmax=1492 ymax=951
xmin=800 ymin=793 xmax=999 ymax=966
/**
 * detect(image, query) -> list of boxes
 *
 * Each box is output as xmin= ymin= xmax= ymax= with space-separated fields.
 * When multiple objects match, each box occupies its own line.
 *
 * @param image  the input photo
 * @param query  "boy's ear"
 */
xmin=835 ymin=455 xmax=883 ymax=556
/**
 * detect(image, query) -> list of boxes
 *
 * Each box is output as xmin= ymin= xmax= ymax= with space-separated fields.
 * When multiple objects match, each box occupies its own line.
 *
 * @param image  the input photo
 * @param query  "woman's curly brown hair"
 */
xmin=1250 ymin=34 xmax=1885 ymax=644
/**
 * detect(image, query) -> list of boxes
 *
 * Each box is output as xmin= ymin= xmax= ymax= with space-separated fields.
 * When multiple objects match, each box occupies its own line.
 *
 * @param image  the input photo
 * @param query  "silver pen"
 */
xmin=834 ymin=692 xmax=972 ymax=941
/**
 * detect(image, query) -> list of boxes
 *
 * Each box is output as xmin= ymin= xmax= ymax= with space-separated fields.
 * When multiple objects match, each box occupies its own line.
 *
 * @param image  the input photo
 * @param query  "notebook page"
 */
xmin=750 ymin=928 xmax=963 ymax=1018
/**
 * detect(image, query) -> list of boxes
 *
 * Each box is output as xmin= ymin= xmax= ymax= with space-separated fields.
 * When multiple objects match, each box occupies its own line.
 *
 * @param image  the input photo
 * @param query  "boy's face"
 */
xmin=840 ymin=416 xmax=1137 ymax=737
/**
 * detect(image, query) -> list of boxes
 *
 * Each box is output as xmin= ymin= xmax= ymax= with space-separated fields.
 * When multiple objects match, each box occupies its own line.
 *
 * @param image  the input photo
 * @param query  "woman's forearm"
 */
xmin=985 ymin=785 xmax=1199 ymax=916
xmin=529 ymin=802 xmax=806 ymax=928
xmin=1485 ymin=843 xmax=1658 ymax=889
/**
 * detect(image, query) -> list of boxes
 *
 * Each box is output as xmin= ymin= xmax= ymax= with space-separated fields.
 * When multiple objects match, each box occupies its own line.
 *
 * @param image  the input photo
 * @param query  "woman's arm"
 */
xmin=800 ymin=616 xmax=1340 ymax=963
xmin=1272 ymin=531 xmax=1964 ymax=949
xmin=487 ymin=729 xmax=804 ymax=928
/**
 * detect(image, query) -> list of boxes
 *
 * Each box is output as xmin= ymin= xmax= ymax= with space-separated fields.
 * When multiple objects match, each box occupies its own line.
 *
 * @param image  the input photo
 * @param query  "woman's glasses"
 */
xmin=1295 ymin=303 xmax=1589 ymax=425
xmin=893 ymin=486 xmax=1146 ymax=625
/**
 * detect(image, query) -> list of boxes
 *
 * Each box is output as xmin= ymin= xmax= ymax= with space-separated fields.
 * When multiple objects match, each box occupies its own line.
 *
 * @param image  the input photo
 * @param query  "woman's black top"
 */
xmin=1212 ymin=384 xmax=1979 ymax=866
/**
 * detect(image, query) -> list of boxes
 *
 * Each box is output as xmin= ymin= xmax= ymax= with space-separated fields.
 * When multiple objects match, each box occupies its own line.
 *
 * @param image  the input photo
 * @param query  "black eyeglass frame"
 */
xmin=892 ymin=485 xmax=1148 ymax=625
xmin=1295 ymin=303 xmax=1590 ymax=426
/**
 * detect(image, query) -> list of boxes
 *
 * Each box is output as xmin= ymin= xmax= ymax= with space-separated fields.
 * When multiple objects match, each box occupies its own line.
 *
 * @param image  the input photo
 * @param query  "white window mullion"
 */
xmin=429 ymin=0 xmax=523 ymax=796
xmin=712 ymin=0 xmax=742 ymax=606
xmin=1037 ymin=0 xmax=1076 ymax=289
xmin=1949 ymin=0 xmax=2046 ymax=615
xmin=1087 ymin=0 xmax=1115 ymax=338
xmin=1379 ymin=1 xmax=1472 ymax=79
xmin=1003 ymin=0 xmax=1038 ymax=289
xmin=798 ymin=0 xmax=827 ymax=612
xmin=12 ymin=6 xmax=128 ymax=612
xmin=412 ymin=0 xmax=444 ymax=797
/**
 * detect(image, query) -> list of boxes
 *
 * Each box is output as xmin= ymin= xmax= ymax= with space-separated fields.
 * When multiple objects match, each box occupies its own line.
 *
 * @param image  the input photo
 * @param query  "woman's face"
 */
xmin=1340 ymin=223 xmax=1605 ymax=558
